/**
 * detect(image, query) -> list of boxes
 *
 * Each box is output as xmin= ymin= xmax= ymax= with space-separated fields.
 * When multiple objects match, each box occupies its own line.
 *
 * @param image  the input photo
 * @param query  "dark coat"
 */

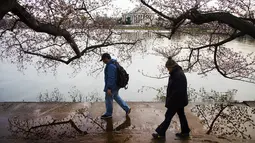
xmin=165 ymin=65 xmax=188 ymax=109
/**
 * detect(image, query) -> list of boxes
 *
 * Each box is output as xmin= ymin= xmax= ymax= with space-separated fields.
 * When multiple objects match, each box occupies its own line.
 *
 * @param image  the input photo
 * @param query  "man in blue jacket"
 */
xmin=100 ymin=53 xmax=131 ymax=119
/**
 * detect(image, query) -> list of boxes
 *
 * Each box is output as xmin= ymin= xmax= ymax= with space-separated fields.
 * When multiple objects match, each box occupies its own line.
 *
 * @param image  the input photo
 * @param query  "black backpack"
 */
xmin=113 ymin=61 xmax=129 ymax=89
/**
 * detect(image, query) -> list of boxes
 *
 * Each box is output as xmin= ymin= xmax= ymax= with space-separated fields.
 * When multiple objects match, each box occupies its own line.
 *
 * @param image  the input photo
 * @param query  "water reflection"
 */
xmin=235 ymin=35 xmax=255 ymax=45
xmin=120 ymin=31 xmax=255 ymax=44
xmin=120 ymin=31 xmax=156 ymax=40
xmin=103 ymin=115 xmax=131 ymax=132
xmin=120 ymin=30 xmax=183 ymax=41
xmin=6 ymin=104 xmax=132 ymax=140
xmin=151 ymin=138 xmax=166 ymax=143
xmin=104 ymin=116 xmax=132 ymax=143
xmin=1 ymin=31 xmax=255 ymax=102
xmin=105 ymin=118 xmax=113 ymax=132
xmin=1 ymin=102 xmax=255 ymax=142
xmin=115 ymin=116 xmax=131 ymax=131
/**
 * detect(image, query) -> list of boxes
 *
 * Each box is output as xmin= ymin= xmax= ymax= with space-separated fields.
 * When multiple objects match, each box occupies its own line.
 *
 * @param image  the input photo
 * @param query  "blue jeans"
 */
xmin=104 ymin=90 xmax=130 ymax=116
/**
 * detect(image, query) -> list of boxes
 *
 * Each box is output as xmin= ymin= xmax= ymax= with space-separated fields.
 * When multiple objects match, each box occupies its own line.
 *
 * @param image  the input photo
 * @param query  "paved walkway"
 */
xmin=0 ymin=102 xmax=254 ymax=143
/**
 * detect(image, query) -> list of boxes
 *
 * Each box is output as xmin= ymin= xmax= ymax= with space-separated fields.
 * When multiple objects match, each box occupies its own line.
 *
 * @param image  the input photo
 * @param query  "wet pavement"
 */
xmin=0 ymin=102 xmax=254 ymax=143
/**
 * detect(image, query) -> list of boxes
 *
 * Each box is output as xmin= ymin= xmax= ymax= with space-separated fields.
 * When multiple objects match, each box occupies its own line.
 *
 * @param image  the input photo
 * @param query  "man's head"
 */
xmin=165 ymin=56 xmax=177 ymax=73
xmin=100 ymin=53 xmax=111 ymax=64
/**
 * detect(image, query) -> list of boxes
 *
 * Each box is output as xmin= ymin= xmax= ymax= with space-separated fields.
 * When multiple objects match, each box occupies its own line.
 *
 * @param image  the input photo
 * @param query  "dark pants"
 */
xmin=156 ymin=107 xmax=190 ymax=136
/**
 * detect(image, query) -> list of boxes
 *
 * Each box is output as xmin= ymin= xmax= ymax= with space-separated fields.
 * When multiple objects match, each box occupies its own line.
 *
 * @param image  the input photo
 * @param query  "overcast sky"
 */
xmin=106 ymin=0 xmax=138 ymax=16
xmin=112 ymin=0 xmax=137 ymax=10
xmin=107 ymin=0 xmax=218 ymax=17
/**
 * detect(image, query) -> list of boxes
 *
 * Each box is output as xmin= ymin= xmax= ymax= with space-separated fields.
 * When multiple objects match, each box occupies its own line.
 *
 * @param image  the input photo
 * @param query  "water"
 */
xmin=0 ymin=32 xmax=255 ymax=102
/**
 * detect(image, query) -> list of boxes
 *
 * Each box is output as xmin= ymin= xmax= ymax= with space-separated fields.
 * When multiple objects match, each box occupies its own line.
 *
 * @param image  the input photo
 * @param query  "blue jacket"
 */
xmin=104 ymin=59 xmax=119 ymax=92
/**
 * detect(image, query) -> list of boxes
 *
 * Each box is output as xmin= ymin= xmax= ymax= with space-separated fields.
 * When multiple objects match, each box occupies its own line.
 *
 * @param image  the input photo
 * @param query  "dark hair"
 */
xmin=165 ymin=56 xmax=177 ymax=68
xmin=100 ymin=53 xmax=111 ymax=61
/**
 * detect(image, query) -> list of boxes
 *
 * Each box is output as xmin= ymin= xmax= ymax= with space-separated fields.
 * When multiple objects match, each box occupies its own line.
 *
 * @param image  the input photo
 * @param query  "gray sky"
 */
xmin=112 ymin=0 xmax=137 ymax=10
xmin=106 ymin=0 xmax=138 ymax=16
xmin=108 ymin=0 xmax=218 ymax=17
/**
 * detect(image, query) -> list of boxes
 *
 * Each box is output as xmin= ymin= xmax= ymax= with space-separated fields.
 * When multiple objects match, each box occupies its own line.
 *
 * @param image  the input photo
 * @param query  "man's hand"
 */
xmin=107 ymin=89 xmax=112 ymax=96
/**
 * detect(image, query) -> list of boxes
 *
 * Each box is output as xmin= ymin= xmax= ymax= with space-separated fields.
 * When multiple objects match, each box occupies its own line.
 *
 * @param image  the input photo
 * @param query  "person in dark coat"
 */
xmin=152 ymin=56 xmax=190 ymax=139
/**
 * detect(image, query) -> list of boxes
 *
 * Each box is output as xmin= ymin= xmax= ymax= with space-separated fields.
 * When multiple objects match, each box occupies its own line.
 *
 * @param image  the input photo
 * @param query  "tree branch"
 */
xmin=141 ymin=0 xmax=255 ymax=38
xmin=11 ymin=1 xmax=81 ymax=57
xmin=0 ymin=0 xmax=16 ymax=19
xmin=75 ymin=1 xmax=95 ymax=21
xmin=224 ymin=115 xmax=251 ymax=139
xmin=240 ymin=17 xmax=255 ymax=24
xmin=193 ymin=31 xmax=245 ymax=50
xmin=206 ymin=104 xmax=228 ymax=134
xmin=23 ymin=41 xmax=139 ymax=65
xmin=29 ymin=119 xmax=87 ymax=134
xmin=196 ymin=105 xmax=210 ymax=129
xmin=214 ymin=46 xmax=228 ymax=77
xmin=0 ymin=19 xmax=20 ymax=37
xmin=139 ymin=70 xmax=168 ymax=79
xmin=23 ymin=51 xmax=68 ymax=63
xmin=140 ymin=0 xmax=175 ymax=21
xmin=188 ymin=10 xmax=255 ymax=38
xmin=213 ymin=46 xmax=255 ymax=84
xmin=79 ymin=112 xmax=105 ymax=131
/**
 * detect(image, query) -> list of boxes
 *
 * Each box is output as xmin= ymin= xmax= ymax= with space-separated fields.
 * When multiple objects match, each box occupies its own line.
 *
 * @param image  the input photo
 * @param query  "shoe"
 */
xmin=126 ymin=108 xmax=131 ymax=115
xmin=152 ymin=133 xmax=165 ymax=140
xmin=100 ymin=114 xmax=112 ymax=119
xmin=175 ymin=132 xmax=190 ymax=138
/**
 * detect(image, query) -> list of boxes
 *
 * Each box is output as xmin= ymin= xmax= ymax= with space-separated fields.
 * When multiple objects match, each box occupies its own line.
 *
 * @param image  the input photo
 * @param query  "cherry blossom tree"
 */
xmin=140 ymin=0 xmax=255 ymax=83
xmin=0 ymin=0 xmax=141 ymax=73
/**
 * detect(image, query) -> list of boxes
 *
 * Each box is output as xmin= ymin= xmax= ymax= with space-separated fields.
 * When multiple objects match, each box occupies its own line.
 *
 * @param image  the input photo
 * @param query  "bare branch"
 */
xmin=139 ymin=69 xmax=168 ymax=79
xmin=0 ymin=0 xmax=16 ymax=19
xmin=140 ymin=0 xmax=175 ymax=21
xmin=187 ymin=10 xmax=255 ymax=39
xmin=23 ymin=51 xmax=68 ymax=63
xmin=29 ymin=119 xmax=87 ymax=134
xmin=196 ymin=105 xmax=210 ymax=129
xmin=0 ymin=19 xmax=20 ymax=37
xmin=11 ymin=1 xmax=81 ymax=57
xmin=213 ymin=46 xmax=255 ymax=84
xmin=23 ymin=41 xmax=139 ymax=65
xmin=240 ymin=17 xmax=255 ymax=24
xmin=79 ymin=112 xmax=105 ymax=131
xmin=75 ymin=1 xmax=95 ymax=21
xmin=141 ymin=1 xmax=255 ymax=38
xmin=193 ymin=32 xmax=245 ymax=50
xmin=206 ymin=105 xmax=229 ymax=134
